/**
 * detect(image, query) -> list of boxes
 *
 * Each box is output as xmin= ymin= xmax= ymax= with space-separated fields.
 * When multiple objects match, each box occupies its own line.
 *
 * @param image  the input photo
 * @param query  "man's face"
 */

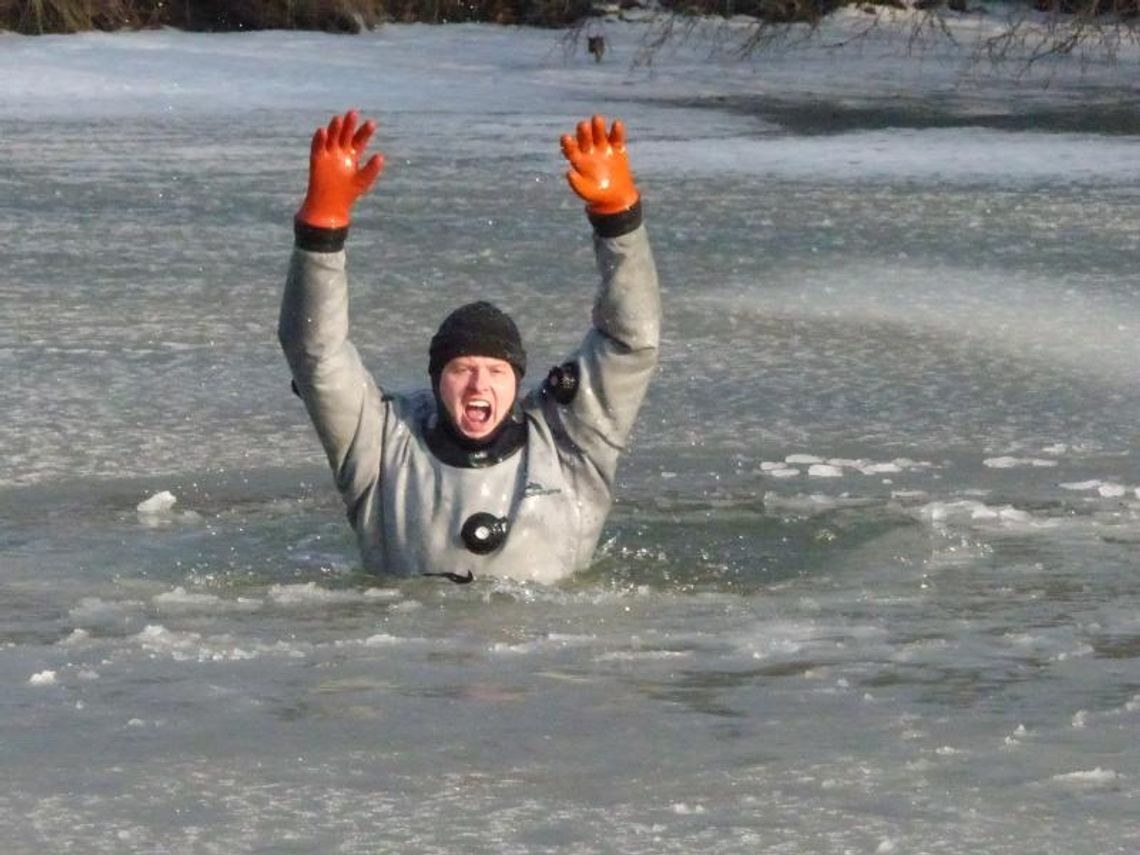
xmin=438 ymin=355 xmax=518 ymax=440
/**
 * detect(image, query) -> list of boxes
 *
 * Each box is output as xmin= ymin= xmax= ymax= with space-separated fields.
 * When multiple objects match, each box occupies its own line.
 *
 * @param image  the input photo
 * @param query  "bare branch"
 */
xmin=621 ymin=1 xmax=1139 ymax=73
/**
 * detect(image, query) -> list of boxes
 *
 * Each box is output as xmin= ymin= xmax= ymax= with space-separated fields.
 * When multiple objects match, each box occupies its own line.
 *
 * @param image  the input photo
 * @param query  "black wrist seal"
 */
xmin=294 ymin=219 xmax=349 ymax=253
xmin=588 ymin=199 xmax=643 ymax=239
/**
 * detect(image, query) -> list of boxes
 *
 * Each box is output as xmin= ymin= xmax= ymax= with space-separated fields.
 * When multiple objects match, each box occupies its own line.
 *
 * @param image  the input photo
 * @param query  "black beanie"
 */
xmin=428 ymin=301 xmax=527 ymax=380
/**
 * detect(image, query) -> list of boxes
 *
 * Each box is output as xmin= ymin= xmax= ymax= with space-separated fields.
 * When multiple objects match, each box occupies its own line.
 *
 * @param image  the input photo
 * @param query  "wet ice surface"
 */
xmin=1 ymin=18 xmax=1139 ymax=854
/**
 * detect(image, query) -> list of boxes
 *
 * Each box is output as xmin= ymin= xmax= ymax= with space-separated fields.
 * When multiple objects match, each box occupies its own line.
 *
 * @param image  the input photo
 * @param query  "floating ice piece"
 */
xmin=132 ymin=623 xmax=296 ymax=663
xmin=386 ymin=600 xmax=422 ymax=615
xmin=772 ymin=457 xmax=927 ymax=478
xmin=922 ymin=500 xmax=986 ymax=521
xmin=58 ymin=628 xmax=90 ymax=647
xmin=134 ymin=623 xmax=194 ymax=652
xmin=859 ymin=462 xmax=902 ymax=475
xmin=1003 ymin=723 xmax=1029 ymax=745
xmin=69 ymin=596 xmax=142 ymax=626
xmin=29 ymin=670 xmax=57 ymax=686
xmin=154 ymin=587 xmax=220 ymax=608
xmin=766 ymin=467 xmax=800 ymax=479
xmin=786 ymin=453 xmax=824 ymax=465
xmin=983 ymin=456 xmax=1057 ymax=469
xmin=267 ymin=582 xmax=366 ymax=606
xmin=893 ymin=458 xmax=933 ymax=470
xmin=153 ymin=587 xmax=260 ymax=615
xmin=364 ymin=587 xmax=404 ymax=601
xmin=808 ymin=464 xmax=844 ymax=478
xmin=1054 ymin=643 xmax=1094 ymax=661
xmin=362 ymin=633 xmax=405 ymax=646
xmin=1060 ymin=480 xmax=1104 ymax=492
xmin=984 ymin=456 xmax=1020 ymax=469
xmin=999 ymin=507 xmax=1032 ymax=523
xmin=597 ymin=649 xmax=689 ymax=663
xmin=137 ymin=490 xmax=177 ymax=514
xmin=1051 ymin=768 xmax=1121 ymax=788
xmin=671 ymin=803 xmax=706 ymax=815
xmin=1098 ymin=483 xmax=1127 ymax=498
xmin=920 ymin=499 xmax=1050 ymax=529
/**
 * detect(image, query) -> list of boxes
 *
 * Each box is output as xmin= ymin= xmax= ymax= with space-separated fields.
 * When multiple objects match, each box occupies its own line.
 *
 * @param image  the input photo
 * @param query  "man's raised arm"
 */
xmin=550 ymin=115 xmax=661 ymax=483
xmin=278 ymin=111 xmax=388 ymax=511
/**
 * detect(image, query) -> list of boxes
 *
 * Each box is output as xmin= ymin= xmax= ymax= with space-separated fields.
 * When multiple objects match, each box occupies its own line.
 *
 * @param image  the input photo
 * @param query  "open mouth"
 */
xmin=463 ymin=399 xmax=493 ymax=427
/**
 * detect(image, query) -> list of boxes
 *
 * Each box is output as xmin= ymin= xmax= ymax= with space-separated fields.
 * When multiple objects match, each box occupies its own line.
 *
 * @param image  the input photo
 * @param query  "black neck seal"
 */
xmin=424 ymin=405 xmax=527 ymax=468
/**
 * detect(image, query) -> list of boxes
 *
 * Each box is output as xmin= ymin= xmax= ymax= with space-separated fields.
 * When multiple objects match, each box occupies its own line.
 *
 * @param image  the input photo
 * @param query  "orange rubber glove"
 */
xmin=560 ymin=115 xmax=640 ymax=216
xmin=295 ymin=110 xmax=384 ymax=229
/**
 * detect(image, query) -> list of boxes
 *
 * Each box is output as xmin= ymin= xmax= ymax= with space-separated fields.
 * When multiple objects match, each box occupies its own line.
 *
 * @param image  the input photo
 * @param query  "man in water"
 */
xmin=279 ymin=111 xmax=659 ymax=583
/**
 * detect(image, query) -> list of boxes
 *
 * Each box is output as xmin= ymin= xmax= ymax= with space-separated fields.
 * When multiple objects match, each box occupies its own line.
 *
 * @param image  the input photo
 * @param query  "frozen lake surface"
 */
xmin=1 ymin=17 xmax=1138 ymax=853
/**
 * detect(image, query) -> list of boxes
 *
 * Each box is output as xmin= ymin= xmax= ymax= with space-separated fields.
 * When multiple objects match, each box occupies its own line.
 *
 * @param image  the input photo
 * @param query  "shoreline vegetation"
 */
xmin=5 ymin=0 xmax=593 ymax=32
xmin=3 ymin=0 xmax=1138 ymax=33
xmin=2 ymin=1 xmax=1136 ymax=68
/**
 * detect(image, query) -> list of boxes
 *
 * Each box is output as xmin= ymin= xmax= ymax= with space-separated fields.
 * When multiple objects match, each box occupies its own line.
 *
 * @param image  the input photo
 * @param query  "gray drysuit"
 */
xmin=279 ymin=213 xmax=659 ymax=584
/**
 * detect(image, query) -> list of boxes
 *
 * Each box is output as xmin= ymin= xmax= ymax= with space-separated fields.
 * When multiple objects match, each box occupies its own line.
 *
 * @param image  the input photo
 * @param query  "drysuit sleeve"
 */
xmin=278 ymin=227 xmax=386 ymax=522
xmin=551 ymin=202 xmax=660 ymax=486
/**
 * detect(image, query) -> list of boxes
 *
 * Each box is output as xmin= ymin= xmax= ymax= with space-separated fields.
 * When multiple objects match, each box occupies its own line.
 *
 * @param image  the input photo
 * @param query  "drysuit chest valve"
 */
xmin=461 ymin=512 xmax=508 ymax=554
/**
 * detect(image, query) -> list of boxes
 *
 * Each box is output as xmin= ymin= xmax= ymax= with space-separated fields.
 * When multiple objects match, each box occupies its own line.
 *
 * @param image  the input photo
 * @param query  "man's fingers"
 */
xmin=566 ymin=169 xmax=594 ymax=200
xmin=576 ymin=120 xmax=593 ymax=153
xmin=608 ymin=119 xmax=626 ymax=151
xmin=561 ymin=134 xmax=591 ymax=173
xmin=310 ymin=127 xmax=327 ymax=159
xmin=356 ymin=153 xmax=385 ymax=191
xmin=352 ymin=119 xmax=377 ymax=156
xmin=338 ymin=110 xmax=359 ymax=150
xmin=560 ymin=133 xmax=580 ymax=161
xmin=314 ymin=110 xmax=382 ymax=165
xmin=590 ymin=115 xmax=608 ymax=150
xmin=326 ymin=114 xmax=344 ymax=152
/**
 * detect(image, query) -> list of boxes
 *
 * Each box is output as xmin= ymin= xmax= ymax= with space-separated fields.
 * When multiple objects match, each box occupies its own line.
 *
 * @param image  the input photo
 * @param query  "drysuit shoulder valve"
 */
xmin=545 ymin=361 xmax=579 ymax=405
xmin=460 ymin=512 xmax=509 ymax=555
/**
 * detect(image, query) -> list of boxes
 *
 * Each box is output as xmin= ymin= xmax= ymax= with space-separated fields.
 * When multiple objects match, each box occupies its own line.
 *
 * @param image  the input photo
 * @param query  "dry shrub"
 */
xmin=0 ymin=0 xmax=385 ymax=33
xmin=172 ymin=0 xmax=384 ymax=32
xmin=383 ymin=0 xmax=590 ymax=25
xmin=0 ymin=0 xmax=158 ymax=32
